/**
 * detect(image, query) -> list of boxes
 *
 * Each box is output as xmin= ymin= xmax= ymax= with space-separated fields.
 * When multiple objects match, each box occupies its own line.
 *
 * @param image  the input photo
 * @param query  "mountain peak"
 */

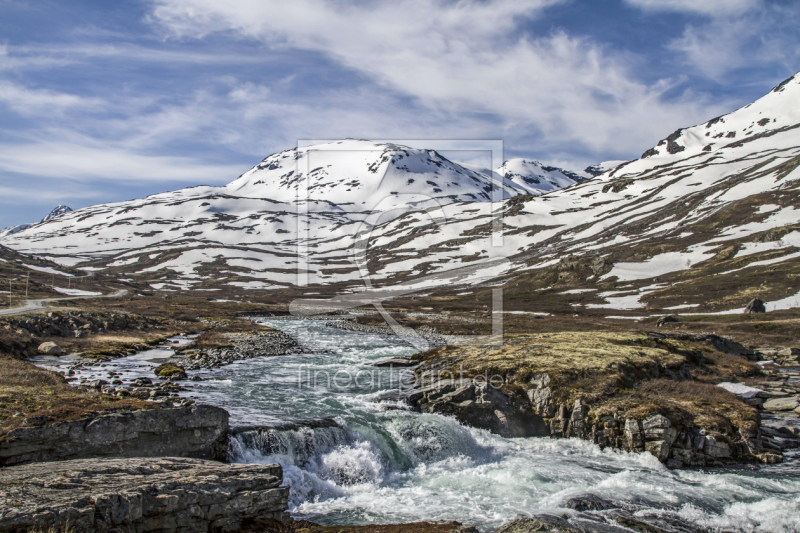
xmin=225 ymin=139 xmax=524 ymax=211
xmin=41 ymin=205 xmax=73 ymax=223
xmin=496 ymin=158 xmax=588 ymax=195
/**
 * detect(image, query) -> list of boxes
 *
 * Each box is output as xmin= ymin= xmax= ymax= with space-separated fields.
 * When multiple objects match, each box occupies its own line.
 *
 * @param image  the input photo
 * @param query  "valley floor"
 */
xmin=1 ymin=292 xmax=800 ymax=532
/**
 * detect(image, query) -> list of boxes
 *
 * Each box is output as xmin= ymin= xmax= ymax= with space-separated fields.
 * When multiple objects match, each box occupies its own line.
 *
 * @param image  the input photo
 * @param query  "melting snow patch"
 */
xmin=765 ymin=288 xmax=800 ymax=311
xmin=560 ymin=289 xmax=597 ymax=294
xmin=717 ymin=382 xmax=763 ymax=399
xmin=23 ymin=264 xmax=74 ymax=277
xmin=586 ymin=292 xmax=645 ymax=310
xmin=601 ymin=247 xmax=714 ymax=282
xmin=54 ymin=288 xmax=102 ymax=296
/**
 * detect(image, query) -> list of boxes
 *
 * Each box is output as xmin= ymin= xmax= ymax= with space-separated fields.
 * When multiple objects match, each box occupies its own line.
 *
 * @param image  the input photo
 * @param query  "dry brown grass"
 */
xmin=413 ymin=331 xmax=762 ymax=436
xmin=0 ymin=356 xmax=155 ymax=436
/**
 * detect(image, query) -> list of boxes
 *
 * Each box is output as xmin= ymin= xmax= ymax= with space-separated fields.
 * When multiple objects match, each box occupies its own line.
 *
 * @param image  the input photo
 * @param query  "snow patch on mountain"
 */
xmin=495 ymin=159 xmax=587 ymax=195
xmin=0 ymin=205 xmax=73 ymax=237
xmin=226 ymin=139 xmax=525 ymax=211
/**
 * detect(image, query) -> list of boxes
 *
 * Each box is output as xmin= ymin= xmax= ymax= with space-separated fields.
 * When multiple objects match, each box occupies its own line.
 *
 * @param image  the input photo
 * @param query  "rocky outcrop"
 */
xmin=0 ymin=457 xmax=288 ymax=533
xmin=3 ymin=311 xmax=161 ymax=340
xmin=408 ymin=380 xmax=549 ymax=438
xmin=409 ymin=373 xmax=779 ymax=468
xmin=179 ymin=331 xmax=298 ymax=370
xmin=753 ymin=346 xmax=800 ymax=366
xmin=0 ymin=405 xmax=228 ymax=467
xmin=407 ymin=331 xmax=784 ymax=468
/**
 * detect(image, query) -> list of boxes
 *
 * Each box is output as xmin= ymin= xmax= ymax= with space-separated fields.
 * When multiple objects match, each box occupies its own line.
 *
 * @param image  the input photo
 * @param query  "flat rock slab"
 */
xmin=371 ymin=357 xmax=419 ymax=367
xmin=763 ymin=397 xmax=800 ymax=411
xmin=0 ymin=405 xmax=229 ymax=467
xmin=0 ymin=457 xmax=289 ymax=533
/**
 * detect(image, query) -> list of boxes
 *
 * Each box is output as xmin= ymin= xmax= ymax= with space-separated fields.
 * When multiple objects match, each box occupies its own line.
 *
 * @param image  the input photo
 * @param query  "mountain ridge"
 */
xmin=1 ymin=72 xmax=799 ymax=314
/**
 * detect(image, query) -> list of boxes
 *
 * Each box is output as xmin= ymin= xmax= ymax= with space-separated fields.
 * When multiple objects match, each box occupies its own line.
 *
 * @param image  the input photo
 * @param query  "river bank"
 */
xmin=5 ymin=313 xmax=800 ymax=532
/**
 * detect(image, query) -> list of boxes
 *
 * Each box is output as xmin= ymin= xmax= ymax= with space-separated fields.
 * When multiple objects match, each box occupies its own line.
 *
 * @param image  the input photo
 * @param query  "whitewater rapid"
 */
xmin=32 ymin=317 xmax=800 ymax=532
xmin=198 ymin=319 xmax=800 ymax=533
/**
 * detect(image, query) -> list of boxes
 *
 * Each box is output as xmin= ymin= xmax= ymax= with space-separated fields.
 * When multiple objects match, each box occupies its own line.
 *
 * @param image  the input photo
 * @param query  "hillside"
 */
xmin=365 ymin=72 xmax=800 ymax=314
xmin=1 ymin=73 xmax=799 ymax=315
xmin=0 ymin=141 xmax=580 ymax=291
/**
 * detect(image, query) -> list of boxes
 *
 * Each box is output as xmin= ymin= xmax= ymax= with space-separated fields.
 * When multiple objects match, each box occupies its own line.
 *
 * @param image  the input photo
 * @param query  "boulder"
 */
xmin=704 ymin=435 xmax=731 ymax=458
xmin=763 ymin=396 xmax=800 ymax=411
xmin=154 ymin=363 xmax=187 ymax=380
xmin=36 ymin=341 xmax=63 ymax=355
xmin=371 ymin=357 xmax=418 ymax=367
xmin=645 ymin=440 xmax=670 ymax=461
xmin=624 ymin=418 xmax=644 ymax=449
xmin=656 ymin=315 xmax=679 ymax=327
xmin=565 ymin=494 xmax=615 ymax=512
xmin=744 ymin=298 xmax=766 ymax=313
xmin=494 ymin=516 xmax=584 ymax=533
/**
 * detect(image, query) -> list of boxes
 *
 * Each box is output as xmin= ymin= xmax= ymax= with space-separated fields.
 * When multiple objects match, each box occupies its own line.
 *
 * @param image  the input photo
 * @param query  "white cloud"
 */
xmin=667 ymin=4 xmax=800 ymax=80
xmin=0 ymin=81 xmax=104 ymax=115
xmin=148 ymin=0 xmax=727 ymax=157
xmin=0 ymin=137 xmax=243 ymax=183
xmin=624 ymin=0 xmax=761 ymax=17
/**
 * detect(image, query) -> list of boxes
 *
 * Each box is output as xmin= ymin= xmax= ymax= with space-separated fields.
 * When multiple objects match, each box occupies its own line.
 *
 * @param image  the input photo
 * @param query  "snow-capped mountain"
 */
xmin=0 ymin=223 xmax=33 ymax=238
xmin=494 ymin=159 xmax=588 ymax=195
xmin=226 ymin=139 xmax=526 ymax=210
xmin=583 ymin=161 xmax=628 ymax=177
xmin=41 ymin=205 xmax=73 ymax=223
xmin=0 ymin=205 xmax=73 ymax=238
xmin=1 ymin=71 xmax=799 ymax=313
xmin=0 ymin=141 xmax=552 ymax=288
xmin=363 ymin=71 xmax=800 ymax=311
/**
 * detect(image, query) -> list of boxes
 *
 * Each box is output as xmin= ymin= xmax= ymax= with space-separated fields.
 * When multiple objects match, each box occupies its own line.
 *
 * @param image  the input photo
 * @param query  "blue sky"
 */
xmin=0 ymin=0 xmax=798 ymax=228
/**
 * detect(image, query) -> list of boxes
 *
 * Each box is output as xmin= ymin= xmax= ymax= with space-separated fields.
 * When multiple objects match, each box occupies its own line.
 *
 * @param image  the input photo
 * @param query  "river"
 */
xmin=33 ymin=317 xmax=800 ymax=532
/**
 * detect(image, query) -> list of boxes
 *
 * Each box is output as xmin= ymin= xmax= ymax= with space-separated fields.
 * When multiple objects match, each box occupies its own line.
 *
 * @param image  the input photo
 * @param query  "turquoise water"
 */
xmin=34 ymin=318 xmax=800 ymax=532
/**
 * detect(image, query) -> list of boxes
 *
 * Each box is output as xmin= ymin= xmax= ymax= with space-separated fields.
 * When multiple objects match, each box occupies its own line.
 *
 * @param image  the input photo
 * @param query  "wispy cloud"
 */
xmin=148 ymin=0 xmax=730 ymax=157
xmin=0 ymin=81 xmax=105 ymax=115
xmin=0 ymin=137 xmax=243 ymax=183
xmin=624 ymin=0 xmax=761 ymax=17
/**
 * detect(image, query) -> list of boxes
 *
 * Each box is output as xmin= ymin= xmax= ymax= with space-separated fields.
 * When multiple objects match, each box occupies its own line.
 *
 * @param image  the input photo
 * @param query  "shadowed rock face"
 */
xmin=407 ymin=332 xmax=783 ymax=468
xmin=0 ymin=457 xmax=288 ymax=533
xmin=0 ymin=405 xmax=229 ymax=466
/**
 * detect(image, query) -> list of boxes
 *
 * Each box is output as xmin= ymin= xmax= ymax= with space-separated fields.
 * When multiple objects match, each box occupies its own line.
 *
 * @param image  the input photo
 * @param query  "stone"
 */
xmin=642 ymin=414 xmax=671 ymax=430
xmin=0 ymin=457 xmax=288 ymax=533
xmin=657 ymin=315 xmax=679 ymax=327
xmin=154 ymin=362 xmax=187 ymax=379
xmin=645 ymin=440 xmax=670 ymax=461
xmin=564 ymin=494 xmax=615 ymax=512
xmin=0 ymin=405 xmax=229 ymax=467
xmin=37 ymin=341 xmax=63 ymax=355
xmin=371 ymin=357 xmax=418 ymax=367
xmin=624 ymin=418 xmax=644 ymax=449
xmin=86 ymin=379 xmax=108 ymax=389
xmin=527 ymin=387 xmax=555 ymax=417
xmin=744 ymin=298 xmax=766 ymax=313
xmin=494 ymin=516 xmax=584 ymax=533
xmin=704 ymin=435 xmax=731 ymax=458
xmin=763 ymin=396 xmax=800 ymax=411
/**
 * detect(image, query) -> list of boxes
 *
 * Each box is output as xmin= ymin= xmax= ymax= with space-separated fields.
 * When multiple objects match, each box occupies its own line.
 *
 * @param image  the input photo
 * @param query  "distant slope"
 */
xmin=0 ymin=205 xmax=73 ymax=238
xmin=1 ymin=72 xmax=799 ymax=314
xmin=495 ymin=159 xmax=587 ymax=195
xmin=364 ymin=71 xmax=800 ymax=312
